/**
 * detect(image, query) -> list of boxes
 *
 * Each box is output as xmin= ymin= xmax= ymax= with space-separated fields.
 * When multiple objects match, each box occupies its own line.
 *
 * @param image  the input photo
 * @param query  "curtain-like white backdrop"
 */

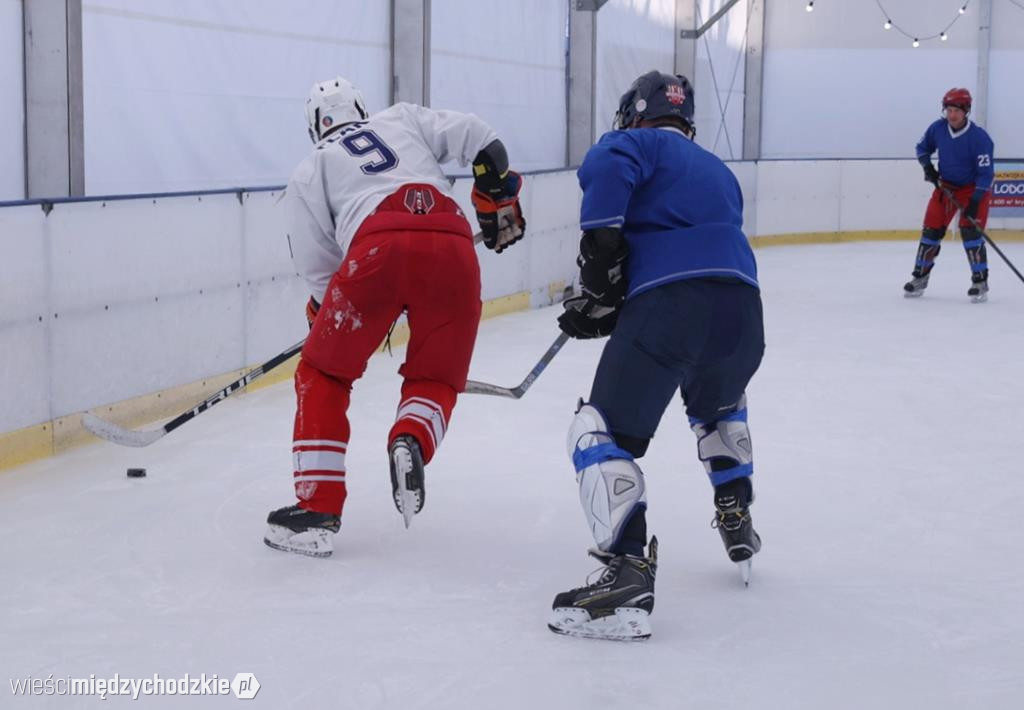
xmin=989 ymin=0 xmax=1024 ymax=158
xmin=0 ymin=0 xmax=24 ymax=201
xmin=81 ymin=0 xmax=390 ymax=195
xmin=594 ymin=0 xmax=676 ymax=144
xmin=694 ymin=0 xmax=748 ymax=160
xmin=761 ymin=0 xmax=1024 ymax=159
xmin=6 ymin=0 xmax=1018 ymax=199
xmin=430 ymin=0 xmax=567 ymax=173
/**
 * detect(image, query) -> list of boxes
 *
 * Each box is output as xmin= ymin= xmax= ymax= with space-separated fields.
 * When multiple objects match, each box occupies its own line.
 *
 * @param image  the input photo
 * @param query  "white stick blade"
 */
xmin=463 ymin=381 xmax=517 ymax=398
xmin=81 ymin=413 xmax=165 ymax=448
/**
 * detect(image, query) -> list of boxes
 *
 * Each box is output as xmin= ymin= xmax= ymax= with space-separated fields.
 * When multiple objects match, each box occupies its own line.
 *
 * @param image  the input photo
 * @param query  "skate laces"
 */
xmin=564 ymin=556 xmax=623 ymax=593
xmin=712 ymin=495 xmax=750 ymax=532
xmin=591 ymin=558 xmax=622 ymax=586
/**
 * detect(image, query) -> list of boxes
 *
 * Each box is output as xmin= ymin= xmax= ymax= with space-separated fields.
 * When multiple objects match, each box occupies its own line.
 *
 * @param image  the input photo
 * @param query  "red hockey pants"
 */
xmin=922 ymin=182 xmax=991 ymax=231
xmin=291 ymin=185 xmax=482 ymax=515
xmin=915 ymin=182 xmax=992 ymax=279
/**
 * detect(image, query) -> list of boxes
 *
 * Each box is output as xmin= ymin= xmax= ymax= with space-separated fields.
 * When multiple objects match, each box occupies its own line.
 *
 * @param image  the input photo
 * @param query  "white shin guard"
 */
xmin=693 ymin=419 xmax=752 ymax=471
xmin=568 ymin=403 xmax=646 ymax=552
xmin=691 ymin=396 xmax=752 ymax=479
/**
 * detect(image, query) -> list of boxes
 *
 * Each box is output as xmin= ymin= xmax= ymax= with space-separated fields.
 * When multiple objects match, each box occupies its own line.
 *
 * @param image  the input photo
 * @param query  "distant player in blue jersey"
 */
xmin=904 ymin=87 xmax=995 ymax=302
xmin=547 ymin=71 xmax=765 ymax=641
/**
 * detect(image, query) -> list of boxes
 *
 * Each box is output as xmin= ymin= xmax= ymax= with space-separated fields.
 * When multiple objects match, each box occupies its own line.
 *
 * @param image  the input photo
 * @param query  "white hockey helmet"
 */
xmin=304 ymin=76 xmax=369 ymax=143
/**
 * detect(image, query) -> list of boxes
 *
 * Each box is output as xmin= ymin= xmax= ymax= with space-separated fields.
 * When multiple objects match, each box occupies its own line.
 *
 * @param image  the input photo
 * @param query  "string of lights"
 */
xmin=804 ymin=1 xmax=975 ymax=48
xmin=875 ymin=0 xmax=971 ymax=46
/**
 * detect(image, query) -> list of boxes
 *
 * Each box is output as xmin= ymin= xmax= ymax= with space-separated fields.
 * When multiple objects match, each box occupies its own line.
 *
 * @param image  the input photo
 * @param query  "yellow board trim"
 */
xmin=0 ymin=423 xmax=53 ymax=470
xmin=750 ymin=228 xmax=1024 ymax=248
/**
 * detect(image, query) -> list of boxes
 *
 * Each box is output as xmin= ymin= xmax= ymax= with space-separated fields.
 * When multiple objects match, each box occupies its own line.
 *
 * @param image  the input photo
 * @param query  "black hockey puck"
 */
xmin=126 ymin=468 xmax=147 ymax=478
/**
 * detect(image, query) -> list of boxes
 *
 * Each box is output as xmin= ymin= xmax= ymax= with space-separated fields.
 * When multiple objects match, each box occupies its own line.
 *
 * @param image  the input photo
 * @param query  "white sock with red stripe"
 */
xmin=292 ymin=360 xmax=352 ymax=515
xmin=389 ymin=382 xmax=456 ymax=463
xmin=293 ymin=438 xmax=347 ymax=506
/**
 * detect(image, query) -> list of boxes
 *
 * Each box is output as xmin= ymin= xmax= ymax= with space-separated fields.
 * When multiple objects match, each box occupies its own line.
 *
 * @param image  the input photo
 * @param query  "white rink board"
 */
xmin=0 ymin=206 xmax=49 ymax=429
xmin=744 ymin=159 xmax=1024 ymax=238
xmin=2 ymin=162 xmax=1021 ymax=435
xmin=0 ymin=174 xmax=582 ymax=434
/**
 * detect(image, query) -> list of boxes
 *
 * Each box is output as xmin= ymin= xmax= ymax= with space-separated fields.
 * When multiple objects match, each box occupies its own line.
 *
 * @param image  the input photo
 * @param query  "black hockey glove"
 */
xmin=964 ymin=194 xmax=982 ymax=221
xmin=578 ymin=227 xmax=628 ymax=306
xmin=558 ymin=296 xmax=619 ymax=339
xmin=557 ymin=227 xmax=629 ymax=339
xmin=922 ymin=162 xmax=940 ymax=187
xmin=306 ymin=296 xmax=320 ymax=330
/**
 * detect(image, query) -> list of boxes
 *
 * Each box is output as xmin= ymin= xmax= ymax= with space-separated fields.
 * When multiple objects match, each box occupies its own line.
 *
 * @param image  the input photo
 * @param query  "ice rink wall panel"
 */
xmin=0 ymin=206 xmax=49 ymax=431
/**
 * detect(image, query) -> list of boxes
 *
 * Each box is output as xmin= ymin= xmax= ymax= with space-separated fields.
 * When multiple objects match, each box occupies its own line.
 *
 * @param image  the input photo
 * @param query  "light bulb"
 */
xmin=940 ymin=32 xmax=948 ymax=41
xmin=912 ymin=38 xmax=920 ymax=47
xmin=805 ymin=1 xmax=814 ymax=12
xmin=959 ymin=5 xmax=966 ymax=13
xmin=884 ymin=20 xmax=892 ymax=29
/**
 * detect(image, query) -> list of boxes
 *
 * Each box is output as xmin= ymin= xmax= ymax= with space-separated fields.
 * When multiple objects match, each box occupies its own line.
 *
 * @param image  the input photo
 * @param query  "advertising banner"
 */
xmin=991 ymin=162 xmax=1024 ymax=217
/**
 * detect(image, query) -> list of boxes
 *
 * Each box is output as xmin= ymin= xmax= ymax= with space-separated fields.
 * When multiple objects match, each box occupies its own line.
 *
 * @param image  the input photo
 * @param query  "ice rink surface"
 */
xmin=2 ymin=241 xmax=1023 ymax=709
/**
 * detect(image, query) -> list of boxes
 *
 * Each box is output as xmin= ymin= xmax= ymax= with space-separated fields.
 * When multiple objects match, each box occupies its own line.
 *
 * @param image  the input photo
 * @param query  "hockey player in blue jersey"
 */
xmin=904 ymin=87 xmax=995 ymax=302
xmin=548 ymin=71 xmax=765 ymax=641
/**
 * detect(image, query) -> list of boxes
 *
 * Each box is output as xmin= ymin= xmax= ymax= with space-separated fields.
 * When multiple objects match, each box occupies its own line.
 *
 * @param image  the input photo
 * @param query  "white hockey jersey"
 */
xmin=283 ymin=102 xmax=498 ymax=301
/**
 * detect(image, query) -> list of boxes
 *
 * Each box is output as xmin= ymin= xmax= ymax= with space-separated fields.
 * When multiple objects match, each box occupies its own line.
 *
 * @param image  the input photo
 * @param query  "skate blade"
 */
xmin=263 ymin=524 xmax=333 ymax=558
xmin=391 ymin=446 xmax=422 ymax=529
xmin=548 ymin=607 xmax=651 ymax=641
xmin=397 ymin=487 xmax=417 ymax=529
xmin=903 ymin=290 xmax=924 ymax=298
xmin=970 ymin=294 xmax=988 ymax=303
xmin=737 ymin=559 xmax=752 ymax=586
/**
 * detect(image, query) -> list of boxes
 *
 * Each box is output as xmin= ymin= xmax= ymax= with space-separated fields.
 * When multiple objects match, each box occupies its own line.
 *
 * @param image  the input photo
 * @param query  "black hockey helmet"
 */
xmin=614 ymin=70 xmax=695 ymax=134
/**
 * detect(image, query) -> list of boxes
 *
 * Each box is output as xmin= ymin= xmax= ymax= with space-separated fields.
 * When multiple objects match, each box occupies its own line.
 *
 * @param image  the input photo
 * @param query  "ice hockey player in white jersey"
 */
xmin=264 ymin=76 xmax=526 ymax=557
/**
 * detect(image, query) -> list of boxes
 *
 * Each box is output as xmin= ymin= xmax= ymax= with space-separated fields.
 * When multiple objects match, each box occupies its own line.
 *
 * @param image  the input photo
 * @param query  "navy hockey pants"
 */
xmin=589 ymin=278 xmax=765 ymax=458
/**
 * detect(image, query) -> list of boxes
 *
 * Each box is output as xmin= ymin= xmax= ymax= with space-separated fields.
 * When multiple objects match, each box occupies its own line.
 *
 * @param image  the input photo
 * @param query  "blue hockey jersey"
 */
xmin=916 ymin=118 xmax=994 ymax=197
xmin=577 ymin=127 xmax=757 ymax=300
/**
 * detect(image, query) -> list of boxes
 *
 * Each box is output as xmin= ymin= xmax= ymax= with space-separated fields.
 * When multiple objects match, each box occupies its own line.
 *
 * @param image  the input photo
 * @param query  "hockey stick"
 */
xmin=84 ymin=232 xmax=494 ymax=445
xmin=464 ymin=331 xmax=570 ymax=399
xmin=82 ymin=339 xmax=306 ymax=447
xmin=938 ymin=184 xmax=1024 ymax=285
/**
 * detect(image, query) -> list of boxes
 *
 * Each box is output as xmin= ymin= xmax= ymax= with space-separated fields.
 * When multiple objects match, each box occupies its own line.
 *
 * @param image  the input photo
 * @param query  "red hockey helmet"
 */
xmin=942 ymin=87 xmax=972 ymax=113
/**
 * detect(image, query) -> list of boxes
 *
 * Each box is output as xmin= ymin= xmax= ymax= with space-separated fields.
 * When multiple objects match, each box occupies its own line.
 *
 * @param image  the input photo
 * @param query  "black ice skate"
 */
xmin=903 ymin=274 xmax=929 ymax=297
xmin=389 ymin=435 xmax=425 ymax=528
xmin=713 ymin=479 xmax=761 ymax=586
xmin=548 ymin=537 xmax=658 ymax=642
xmin=263 ymin=504 xmax=340 ymax=558
xmin=968 ymin=278 xmax=989 ymax=303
